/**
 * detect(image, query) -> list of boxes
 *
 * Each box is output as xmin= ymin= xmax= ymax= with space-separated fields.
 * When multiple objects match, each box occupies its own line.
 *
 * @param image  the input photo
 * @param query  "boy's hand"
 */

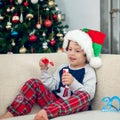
xmin=39 ymin=58 xmax=49 ymax=70
xmin=39 ymin=57 xmax=54 ymax=70
xmin=62 ymin=72 xmax=74 ymax=85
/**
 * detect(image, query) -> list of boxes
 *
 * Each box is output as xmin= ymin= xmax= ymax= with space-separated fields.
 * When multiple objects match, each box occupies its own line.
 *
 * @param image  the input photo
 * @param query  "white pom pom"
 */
xmin=89 ymin=57 xmax=102 ymax=68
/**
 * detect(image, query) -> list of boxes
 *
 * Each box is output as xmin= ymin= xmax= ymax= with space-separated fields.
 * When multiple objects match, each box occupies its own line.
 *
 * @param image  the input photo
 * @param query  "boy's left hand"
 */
xmin=62 ymin=72 xmax=74 ymax=85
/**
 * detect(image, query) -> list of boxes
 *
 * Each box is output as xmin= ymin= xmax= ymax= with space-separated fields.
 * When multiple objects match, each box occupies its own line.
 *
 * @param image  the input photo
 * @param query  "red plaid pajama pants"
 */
xmin=7 ymin=78 xmax=91 ymax=119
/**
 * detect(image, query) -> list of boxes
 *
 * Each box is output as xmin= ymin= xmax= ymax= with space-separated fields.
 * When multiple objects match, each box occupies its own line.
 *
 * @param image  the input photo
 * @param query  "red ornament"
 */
xmin=12 ymin=14 xmax=19 ymax=23
xmin=50 ymin=38 xmax=56 ymax=46
xmin=44 ymin=19 xmax=52 ymax=27
xmin=53 ymin=14 xmax=57 ymax=20
xmin=29 ymin=34 xmax=37 ymax=42
xmin=24 ymin=1 xmax=29 ymax=7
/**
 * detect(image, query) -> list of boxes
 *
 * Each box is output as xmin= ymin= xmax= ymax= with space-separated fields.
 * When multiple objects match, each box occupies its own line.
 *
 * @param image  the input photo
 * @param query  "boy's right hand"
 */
xmin=39 ymin=58 xmax=49 ymax=70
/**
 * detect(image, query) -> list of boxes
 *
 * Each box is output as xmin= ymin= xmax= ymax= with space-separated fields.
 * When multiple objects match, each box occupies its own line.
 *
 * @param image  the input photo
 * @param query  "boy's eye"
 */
xmin=68 ymin=48 xmax=72 ymax=51
xmin=76 ymin=50 xmax=81 ymax=52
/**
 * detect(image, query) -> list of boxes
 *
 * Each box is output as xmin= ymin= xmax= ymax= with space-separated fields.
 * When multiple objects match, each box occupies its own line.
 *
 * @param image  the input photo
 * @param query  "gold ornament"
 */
xmin=6 ymin=22 xmax=12 ymax=30
xmin=57 ymin=13 xmax=62 ymax=22
xmin=48 ymin=0 xmax=55 ymax=7
xmin=26 ymin=14 xmax=34 ymax=20
xmin=11 ymin=7 xmax=15 ymax=12
xmin=18 ymin=0 xmax=23 ymax=4
xmin=57 ymin=33 xmax=63 ymax=37
xmin=19 ymin=46 xmax=27 ymax=53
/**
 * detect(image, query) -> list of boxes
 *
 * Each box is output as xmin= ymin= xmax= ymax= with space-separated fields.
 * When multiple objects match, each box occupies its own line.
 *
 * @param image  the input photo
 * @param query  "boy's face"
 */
xmin=66 ymin=40 xmax=87 ymax=68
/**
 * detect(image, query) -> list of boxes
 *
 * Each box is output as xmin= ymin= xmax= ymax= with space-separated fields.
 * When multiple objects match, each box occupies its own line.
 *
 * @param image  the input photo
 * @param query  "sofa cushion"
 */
xmin=5 ymin=110 xmax=120 ymax=120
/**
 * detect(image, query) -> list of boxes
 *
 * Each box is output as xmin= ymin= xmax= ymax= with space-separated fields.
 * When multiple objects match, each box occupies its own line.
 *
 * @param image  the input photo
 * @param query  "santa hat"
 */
xmin=63 ymin=28 xmax=106 ymax=68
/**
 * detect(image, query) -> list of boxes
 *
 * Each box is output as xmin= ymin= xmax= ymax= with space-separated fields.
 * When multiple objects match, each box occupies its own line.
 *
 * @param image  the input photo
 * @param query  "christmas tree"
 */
xmin=0 ymin=0 xmax=68 ymax=54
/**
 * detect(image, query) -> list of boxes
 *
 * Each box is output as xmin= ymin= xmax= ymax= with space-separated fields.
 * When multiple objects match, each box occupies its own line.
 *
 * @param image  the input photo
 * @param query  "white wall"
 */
xmin=56 ymin=0 xmax=100 ymax=31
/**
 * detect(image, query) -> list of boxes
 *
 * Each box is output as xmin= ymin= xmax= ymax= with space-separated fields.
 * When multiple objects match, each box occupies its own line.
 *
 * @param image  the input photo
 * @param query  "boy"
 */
xmin=0 ymin=29 xmax=106 ymax=120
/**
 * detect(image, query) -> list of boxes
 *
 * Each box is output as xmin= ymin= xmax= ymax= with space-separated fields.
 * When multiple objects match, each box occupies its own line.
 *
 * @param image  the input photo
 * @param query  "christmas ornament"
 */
xmin=26 ymin=13 xmax=34 ymax=20
xmin=23 ymin=1 xmax=29 ymax=7
xmin=10 ymin=0 xmax=13 ymax=3
xmin=0 ymin=14 xmax=4 ymax=21
xmin=44 ymin=19 xmax=52 ymax=27
xmin=6 ymin=22 xmax=12 ymax=30
xmin=12 ymin=14 xmax=20 ymax=23
xmin=48 ymin=0 xmax=55 ymax=7
xmin=39 ymin=16 xmax=42 ymax=25
xmin=50 ymin=38 xmax=56 ymax=46
xmin=19 ymin=46 xmax=27 ymax=53
xmin=29 ymin=34 xmax=37 ymax=42
xmin=55 ymin=7 xmax=59 ymax=11
xmin=42 ymin=42 xmax=48 ymax=50
xmin=42 ymin=32 xmax=46 ymax=37
xmin=17 ymin=0 xmax=23 ymax=4
xmin=42 ymin=58 xmax=54 ymax=66
xmin=57 ymin=13 xmax=62 ymax=22
xmin=0 ymin=1 xmax=3 ymax=7
xmin=57 ymin=33 xmax=63 ymax=37
xmin=36 ymin=23 xmax=41 ymax=29
xmin=11 ymin=40 xmax=15 ymax=46
xmin=31 ymin=0 xmax=38 ymax=4
xmin=46 ymin=8 xmax=49 ymax=11
xmin=11 ymin=31 xmax=18 ymax=36
xmin=63 ymin=28 xmax=67 ymax=34
xmin=20 ymin=12 xmax=23 ymax=23
xmin=53 ymin=14 xmax=57 ymax=20
xmin=7 ymin=7 xmax=11 ymax=12
xmin=11 ymin=7 xmax=15 ymax=12
xmin=36 ymin=4 xmax=41 ymax=29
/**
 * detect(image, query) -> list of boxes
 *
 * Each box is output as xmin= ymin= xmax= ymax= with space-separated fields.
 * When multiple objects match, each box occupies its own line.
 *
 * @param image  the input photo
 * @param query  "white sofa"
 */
xmin=0 ymin=53 xmax=120 ymax=120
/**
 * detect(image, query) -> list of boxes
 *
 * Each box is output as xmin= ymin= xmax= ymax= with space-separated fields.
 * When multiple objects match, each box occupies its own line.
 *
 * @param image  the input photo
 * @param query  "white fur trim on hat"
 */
xmin=89 ymin=57 xmax=102 ymax=68
xmin=63 ymin=29 xmax=102 ymax=68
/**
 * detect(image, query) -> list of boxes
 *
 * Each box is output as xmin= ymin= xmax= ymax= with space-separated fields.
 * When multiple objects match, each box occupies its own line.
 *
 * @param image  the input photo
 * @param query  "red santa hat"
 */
xmin=63 ymin=28 xmax=106 ymax=68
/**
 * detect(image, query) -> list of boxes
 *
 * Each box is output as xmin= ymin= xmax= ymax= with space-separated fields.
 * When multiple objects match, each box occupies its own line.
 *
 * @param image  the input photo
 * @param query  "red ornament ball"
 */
xmin=29 ymin=34 xmax=37 ymax=42
xmin=53 ymin=14 xmax=57 ymax=20
xmin=44 ymin=19 xmax=52 ymax=27
xmin=24 ymin=1 xmax=29 ymax=7
xmin=50 ymin=38 xmax=56 ymax=46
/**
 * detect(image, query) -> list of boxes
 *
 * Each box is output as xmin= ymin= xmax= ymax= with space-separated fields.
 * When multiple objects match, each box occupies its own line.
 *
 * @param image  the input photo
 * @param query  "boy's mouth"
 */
xmin=69 ymin=57 xmax=76 ymax=61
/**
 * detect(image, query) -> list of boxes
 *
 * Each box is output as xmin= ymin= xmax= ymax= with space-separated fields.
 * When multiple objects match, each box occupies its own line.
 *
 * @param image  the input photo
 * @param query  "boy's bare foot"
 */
xmin=0 ymin=112 xmax=13 ymax=119
xmin=34 ymin=109 xmax=48 ymax=120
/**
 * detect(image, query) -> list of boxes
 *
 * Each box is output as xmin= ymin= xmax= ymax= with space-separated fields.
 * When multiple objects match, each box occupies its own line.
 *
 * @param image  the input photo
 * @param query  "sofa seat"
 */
xmin=5 ymin=110 xmax=120 ymax=120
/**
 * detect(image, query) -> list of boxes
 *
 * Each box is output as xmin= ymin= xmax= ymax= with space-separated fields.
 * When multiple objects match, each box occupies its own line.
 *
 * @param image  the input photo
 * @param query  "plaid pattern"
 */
xmin=7 ymin=79 xmax=58 ymax=116
xmin=44 ymin=91 xmax=90 ymax=119
xmin=7 ymin=79 xmax=90 ymax=118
